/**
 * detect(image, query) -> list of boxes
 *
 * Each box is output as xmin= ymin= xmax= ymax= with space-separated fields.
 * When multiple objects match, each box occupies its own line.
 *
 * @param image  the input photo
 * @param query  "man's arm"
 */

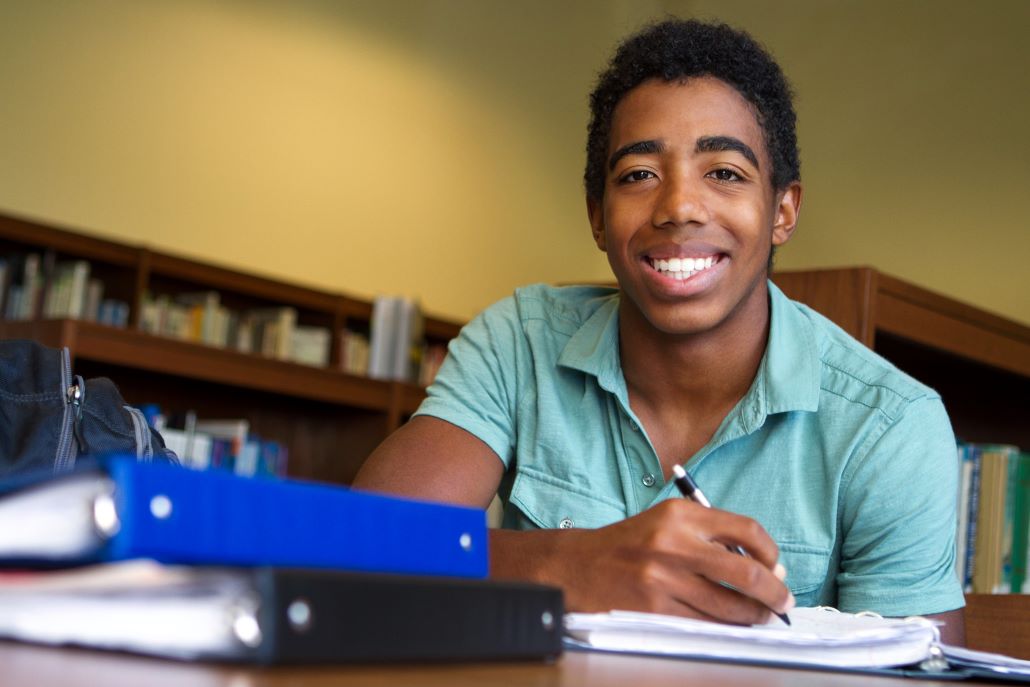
xmin=353 ymin=416 xmax=794 ymax=625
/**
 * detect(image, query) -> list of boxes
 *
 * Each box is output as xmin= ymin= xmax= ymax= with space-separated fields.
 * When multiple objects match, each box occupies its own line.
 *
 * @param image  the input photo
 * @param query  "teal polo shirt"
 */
xmin=414 ymin=282 xmax=964 ymax=616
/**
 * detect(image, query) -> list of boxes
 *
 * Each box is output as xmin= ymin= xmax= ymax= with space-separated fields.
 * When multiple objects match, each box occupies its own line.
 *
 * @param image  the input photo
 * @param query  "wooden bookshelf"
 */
xmin=0 ymin=212 xmax=461 ymax=484
xmin=963 ymin=593 xmax=1030 ymax=660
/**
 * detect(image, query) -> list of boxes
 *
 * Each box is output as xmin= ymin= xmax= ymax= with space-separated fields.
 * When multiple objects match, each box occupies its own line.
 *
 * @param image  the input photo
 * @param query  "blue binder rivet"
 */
xmin=459 ymin=533 xmax=472 ymax=551
xmin=149 ymin=495 xmax=173 ymax=520
xmin=541 ymin=611 xmax=555 ymax=630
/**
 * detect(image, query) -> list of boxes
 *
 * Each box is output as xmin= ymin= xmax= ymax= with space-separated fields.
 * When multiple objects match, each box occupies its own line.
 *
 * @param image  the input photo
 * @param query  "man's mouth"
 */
xmin=645 ymin=254 xmax=722 ymax=281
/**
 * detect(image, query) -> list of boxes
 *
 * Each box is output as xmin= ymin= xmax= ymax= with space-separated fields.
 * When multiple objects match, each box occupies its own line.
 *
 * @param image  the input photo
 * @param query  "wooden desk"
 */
xmin=1 ymin=641 xmax=1003 ymax=687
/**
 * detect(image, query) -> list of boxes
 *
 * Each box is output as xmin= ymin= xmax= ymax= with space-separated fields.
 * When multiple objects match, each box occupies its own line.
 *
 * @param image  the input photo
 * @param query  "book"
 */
xmin=955 ymin=446 xmax=972 ymax=584
xmin=289 ymin=324 xmax=331 ymax=367
xmin=243 ymin=306 xmax=297 ymax=360
xmin=0 ymin=560 xmax=564 ymax=663
xmin=42 ymin=259 xmax=90 ymax=319
xmin=0 ymin=456 xmax=487 ymax=578
xmin=973 ymin=447 xmax=1010 ymax=593
xmin=963 ymin=444 xmax=982 ymax=591
xmin=565 ymin=607 xmax=1030 ymax=679
xmin=340 ymin=328 xmax=370 ymax=375
xmin=1012 ymin=452 xmax=1030 ymax=593
xmin=367 ymin=295 xmax=398 ymax=380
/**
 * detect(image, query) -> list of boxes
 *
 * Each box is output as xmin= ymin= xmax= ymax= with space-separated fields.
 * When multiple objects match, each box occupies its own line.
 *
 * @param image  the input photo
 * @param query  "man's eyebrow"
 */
xmin=695 ymin=135 xmax=760 ymax=169
xmin=608 ymin=140 xmax=664 ymax=171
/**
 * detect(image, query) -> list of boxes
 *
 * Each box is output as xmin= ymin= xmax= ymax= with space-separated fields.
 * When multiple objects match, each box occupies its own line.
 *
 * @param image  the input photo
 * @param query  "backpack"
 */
xmin=0 ymin=339 xmax=177 ymax=477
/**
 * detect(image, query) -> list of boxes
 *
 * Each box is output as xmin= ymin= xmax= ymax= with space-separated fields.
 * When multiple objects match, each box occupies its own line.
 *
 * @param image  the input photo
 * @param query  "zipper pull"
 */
xmin=67 ymin=375 xmax=90 ymax=454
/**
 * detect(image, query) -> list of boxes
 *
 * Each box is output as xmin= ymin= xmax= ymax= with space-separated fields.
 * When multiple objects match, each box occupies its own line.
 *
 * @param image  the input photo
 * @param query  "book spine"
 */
xmin=964 ymin=445 xmax=981 ymax=592
xmin=1010 ymin=452 xmax=1030 ymax=593
xmin=955 ymin=445 xmax=972 ymax=584
xmin=972 ymin=449 xmax=1007 ymax=594
xmin=1002 ymin=446 xmax=1019 ymax=592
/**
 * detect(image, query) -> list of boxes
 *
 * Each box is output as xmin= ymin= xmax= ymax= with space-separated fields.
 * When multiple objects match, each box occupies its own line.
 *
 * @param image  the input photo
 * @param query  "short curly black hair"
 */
xmin=585 ymin=19 xmax=800 ymax=202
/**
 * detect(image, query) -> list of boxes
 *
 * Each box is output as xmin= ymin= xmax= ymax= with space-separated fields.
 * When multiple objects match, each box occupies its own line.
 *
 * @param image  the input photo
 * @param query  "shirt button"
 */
xmin=558 ymin=517 xmax=574 ymax=529
xmin=641 ymin=473 xmax=656 ymax=487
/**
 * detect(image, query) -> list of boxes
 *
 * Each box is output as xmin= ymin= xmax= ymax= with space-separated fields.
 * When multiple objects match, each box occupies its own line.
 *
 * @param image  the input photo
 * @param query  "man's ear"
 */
xmin=587 ymin=196 xmax=606 ymax=252
xmin=771 ymin=181 xmax=802 ymax=247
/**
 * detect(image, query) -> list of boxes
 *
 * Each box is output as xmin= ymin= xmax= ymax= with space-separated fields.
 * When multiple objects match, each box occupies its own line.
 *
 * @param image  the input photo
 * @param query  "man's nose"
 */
xmin=651 ymin=174 xmax=711 ymax=229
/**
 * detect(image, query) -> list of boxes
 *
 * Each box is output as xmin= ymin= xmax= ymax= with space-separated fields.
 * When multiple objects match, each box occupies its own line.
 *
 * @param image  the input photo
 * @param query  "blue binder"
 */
xmin=0 ymin=457 xmax=488 ymax=578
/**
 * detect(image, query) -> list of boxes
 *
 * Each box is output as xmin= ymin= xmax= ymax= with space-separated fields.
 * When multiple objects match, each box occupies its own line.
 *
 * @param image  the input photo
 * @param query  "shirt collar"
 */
xmin=736 ymin=280 xmax=821 ymax=432
xmin=555 ymin=281 xmax=822 ymax=425
xmin=556 ymin=293 xmax=625 ymax=396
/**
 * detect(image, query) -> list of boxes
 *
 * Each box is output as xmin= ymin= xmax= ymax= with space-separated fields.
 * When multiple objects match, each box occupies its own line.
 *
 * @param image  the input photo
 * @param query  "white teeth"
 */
xmin=650 ymin=255 xmax=718 ymax=280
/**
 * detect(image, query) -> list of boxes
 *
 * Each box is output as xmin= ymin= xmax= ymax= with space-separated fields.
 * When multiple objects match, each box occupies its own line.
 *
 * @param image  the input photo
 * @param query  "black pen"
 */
xmin=671 ymin=464 xmax=791 ymax=626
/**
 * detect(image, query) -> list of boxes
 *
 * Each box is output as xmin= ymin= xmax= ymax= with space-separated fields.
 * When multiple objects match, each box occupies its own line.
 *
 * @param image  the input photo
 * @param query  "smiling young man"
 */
xmin=354 ymin=20 xmax=965 ymax=642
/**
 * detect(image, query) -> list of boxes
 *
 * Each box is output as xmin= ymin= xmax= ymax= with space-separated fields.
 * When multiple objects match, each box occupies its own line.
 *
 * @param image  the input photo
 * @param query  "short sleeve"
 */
xmin=413 ymin=296 xmax=522 ymax=468
xmin=837 ymin=396 xmax=965 ymax=616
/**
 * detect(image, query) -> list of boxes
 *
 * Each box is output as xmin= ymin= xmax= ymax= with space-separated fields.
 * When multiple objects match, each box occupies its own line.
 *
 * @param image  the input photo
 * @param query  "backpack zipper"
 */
xmin=69 ymin=375 xmax=89 ymax=454
xmin=54 ymin=349 xmax=88 ymax=471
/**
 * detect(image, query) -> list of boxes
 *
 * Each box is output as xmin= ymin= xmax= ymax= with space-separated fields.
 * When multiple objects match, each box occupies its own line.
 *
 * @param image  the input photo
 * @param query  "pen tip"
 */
xmin=779 ymin=612 xmax=791 ymax=626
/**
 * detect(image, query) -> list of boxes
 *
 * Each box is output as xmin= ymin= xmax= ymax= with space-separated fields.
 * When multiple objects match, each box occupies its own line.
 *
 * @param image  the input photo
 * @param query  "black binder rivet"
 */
xmin=149 ymin=495 xmax=173 ymax=520
xmin=541 ymin=611 xmax=555 ymax=631
xmin=287 ymin=599 xmax=313 ymax=632
xmin=459 ymin=533 xmax=472 ymax=551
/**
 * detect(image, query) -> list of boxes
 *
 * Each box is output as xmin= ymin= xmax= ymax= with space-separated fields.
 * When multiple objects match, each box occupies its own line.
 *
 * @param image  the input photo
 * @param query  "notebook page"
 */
xmin=565 ymin=607 xmax=936 ymax=668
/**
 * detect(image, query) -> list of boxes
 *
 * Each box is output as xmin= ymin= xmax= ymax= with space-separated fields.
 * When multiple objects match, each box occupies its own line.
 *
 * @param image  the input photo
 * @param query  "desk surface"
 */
xmin=2 ymin=641 xmax=1003 ymax=687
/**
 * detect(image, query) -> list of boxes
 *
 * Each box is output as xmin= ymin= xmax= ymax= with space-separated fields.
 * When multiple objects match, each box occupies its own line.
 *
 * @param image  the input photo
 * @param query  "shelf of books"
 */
xmin=956 ymin=443 xmax=1029 ymax=596
xmin=0 ymin=211 xmax=461 ymax=484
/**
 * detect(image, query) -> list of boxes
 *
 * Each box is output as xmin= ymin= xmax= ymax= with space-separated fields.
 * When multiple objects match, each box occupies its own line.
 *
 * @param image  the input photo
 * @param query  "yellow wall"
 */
xmin=1 ymin=0 xmax=1027 ymax=324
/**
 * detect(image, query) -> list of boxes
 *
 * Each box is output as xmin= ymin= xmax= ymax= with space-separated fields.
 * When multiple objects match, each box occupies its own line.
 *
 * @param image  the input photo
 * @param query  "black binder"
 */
xmin=257 ymin=567 xmax=564 ymax=663
xmin=0 ymin=561 xmax=564 ymax=663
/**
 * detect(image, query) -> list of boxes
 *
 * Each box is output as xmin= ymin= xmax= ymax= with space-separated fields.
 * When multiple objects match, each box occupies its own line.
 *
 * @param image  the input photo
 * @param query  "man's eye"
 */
xmin=709 ymin=168 xmax=741 ymax=182
xmin=620 ymin=170 xmax=655 ymax=183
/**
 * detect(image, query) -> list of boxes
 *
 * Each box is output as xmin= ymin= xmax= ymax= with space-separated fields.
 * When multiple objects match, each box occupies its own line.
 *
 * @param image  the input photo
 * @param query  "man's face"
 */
xmin=589 ymin=76 xmax=800 ymax=339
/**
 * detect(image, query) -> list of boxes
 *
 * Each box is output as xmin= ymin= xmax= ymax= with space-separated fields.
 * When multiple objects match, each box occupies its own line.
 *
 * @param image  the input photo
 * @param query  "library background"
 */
xmin=2 ymin=211 xmax=1028 ymax=659
xmin=1 ymin=0 xmax=1029 ymax=673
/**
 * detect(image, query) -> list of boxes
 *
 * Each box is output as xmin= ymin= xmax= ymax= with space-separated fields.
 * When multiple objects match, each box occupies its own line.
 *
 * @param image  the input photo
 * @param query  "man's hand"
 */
xmin=354 ymin=416 xmax=793 ymax=626
xmin=491 ymin=498 xmax=794 ymax=625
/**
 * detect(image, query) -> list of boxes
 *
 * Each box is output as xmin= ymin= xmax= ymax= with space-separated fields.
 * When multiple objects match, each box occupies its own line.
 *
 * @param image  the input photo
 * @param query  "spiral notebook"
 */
xmin=565 ymin=607 xmax=1030 ymax=681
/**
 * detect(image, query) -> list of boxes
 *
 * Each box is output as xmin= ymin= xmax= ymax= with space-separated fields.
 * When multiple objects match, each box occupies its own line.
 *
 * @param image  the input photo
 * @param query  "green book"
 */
xmin=1010 ymin=451 xmax=1030 ymax=594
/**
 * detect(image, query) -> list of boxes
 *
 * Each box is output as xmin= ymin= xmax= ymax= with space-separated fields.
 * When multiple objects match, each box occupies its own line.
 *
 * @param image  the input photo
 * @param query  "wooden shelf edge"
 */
xmin=0 ymin=212 xmax=139 ymax=266
xmin=146 ymin=251 xmax=341 ymax=312
xmin=0 ymin=320 xmax=396 ymax=411
xmin=877 ymin=294 xmax=1030 ymax=378
xmin=774 ymin=267 xmax=1030 ymax=378
xmin=877 ymin=272 xmax=1030 ymax=344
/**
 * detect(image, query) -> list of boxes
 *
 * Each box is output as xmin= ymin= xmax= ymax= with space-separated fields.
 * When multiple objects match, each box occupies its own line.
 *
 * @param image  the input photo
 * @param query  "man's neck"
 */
xmin=618 ymin=283 xmax=772 ymax=419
